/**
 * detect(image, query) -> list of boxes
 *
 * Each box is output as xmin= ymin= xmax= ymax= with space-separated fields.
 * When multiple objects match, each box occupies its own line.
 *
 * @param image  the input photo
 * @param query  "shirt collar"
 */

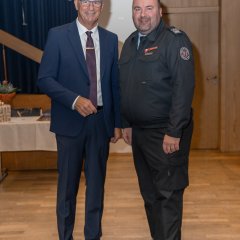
xmin=138 ymin=32 xmax=146 ymax=38
xmin=76 ymin=18 xmax=98 ymax=38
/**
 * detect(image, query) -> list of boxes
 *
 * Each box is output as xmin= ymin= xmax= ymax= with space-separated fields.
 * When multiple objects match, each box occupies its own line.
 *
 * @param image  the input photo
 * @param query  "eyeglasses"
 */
xmin=79 ymin=0 xmax=102 ymax=7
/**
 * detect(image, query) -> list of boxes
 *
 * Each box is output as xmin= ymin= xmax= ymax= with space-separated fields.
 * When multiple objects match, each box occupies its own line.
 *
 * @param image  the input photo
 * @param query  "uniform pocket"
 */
xmin=167 ymin=150 xmax=187 ymax=166
xmin=167 ymin=120 xmax=193 ymax=166
xmin=138 ymin=53 xmax=160 ymax=62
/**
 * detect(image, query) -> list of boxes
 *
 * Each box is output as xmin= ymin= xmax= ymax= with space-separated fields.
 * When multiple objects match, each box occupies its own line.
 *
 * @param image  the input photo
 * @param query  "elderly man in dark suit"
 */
xmin=38 ymin=0 xmax=121 ymax=239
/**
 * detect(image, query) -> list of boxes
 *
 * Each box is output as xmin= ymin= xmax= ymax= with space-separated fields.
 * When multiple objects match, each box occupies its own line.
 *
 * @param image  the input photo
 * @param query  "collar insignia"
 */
xmin=170 ymin=27 xmax=182 ymax=34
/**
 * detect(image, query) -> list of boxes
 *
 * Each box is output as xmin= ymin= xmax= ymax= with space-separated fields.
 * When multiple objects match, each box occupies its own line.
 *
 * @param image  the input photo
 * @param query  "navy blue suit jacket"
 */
xmin=38 ymin=21 xmax=121 ymax=137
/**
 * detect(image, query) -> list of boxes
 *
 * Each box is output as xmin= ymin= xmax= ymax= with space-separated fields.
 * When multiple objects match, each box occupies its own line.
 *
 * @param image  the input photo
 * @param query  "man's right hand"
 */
xmin=122 ymin=128 xmax=132 ymax=145
xmin=74 ymin=97 xmax=97 ymax=117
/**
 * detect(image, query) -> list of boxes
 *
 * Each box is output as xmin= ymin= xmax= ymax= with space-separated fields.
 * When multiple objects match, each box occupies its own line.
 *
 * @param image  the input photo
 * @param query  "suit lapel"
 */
xmin=67 ymin=21 xmax=88 ymax=78
xmin=98 ymin=27 xmax=106 ymax=80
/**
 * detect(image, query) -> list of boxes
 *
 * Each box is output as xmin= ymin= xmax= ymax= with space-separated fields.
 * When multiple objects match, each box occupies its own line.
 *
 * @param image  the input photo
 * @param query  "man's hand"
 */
xmin=163 ymin=134 xmax=180 ymax=154
xmin=74 ymin=96 xmax=97 ymax=117
xmin=110 ymin=128 xmax=122 ymax=143
xmin=122 ymin=128 xmax=132 ymax=145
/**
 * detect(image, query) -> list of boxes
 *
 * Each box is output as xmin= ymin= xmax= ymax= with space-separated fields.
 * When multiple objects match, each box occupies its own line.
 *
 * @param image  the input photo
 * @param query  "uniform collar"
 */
xmin=147 ymin=19 xmax=165 ymax=42
xmin=130 ymin=19 xmax=165 ymax=44
xmin=130 ymin=19 xmax=166 ymax=49
xmin=147 ymin=18 xmax=166 ymax=42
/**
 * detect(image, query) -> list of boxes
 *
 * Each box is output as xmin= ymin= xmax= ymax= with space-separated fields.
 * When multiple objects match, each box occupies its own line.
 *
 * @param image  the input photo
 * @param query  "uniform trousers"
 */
xmin=132 ymin=122 xmax=193 ymax=240
xmin=56 ymin=110 xmax=109 ymax=240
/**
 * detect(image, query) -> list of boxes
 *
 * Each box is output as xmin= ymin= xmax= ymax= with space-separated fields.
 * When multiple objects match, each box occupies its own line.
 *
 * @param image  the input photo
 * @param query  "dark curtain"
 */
xmin=0 ymin=0 xmax=77 ymax=93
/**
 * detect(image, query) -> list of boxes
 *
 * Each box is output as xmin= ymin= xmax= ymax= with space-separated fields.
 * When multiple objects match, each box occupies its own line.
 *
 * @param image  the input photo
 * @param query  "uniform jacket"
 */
xmin=119 ymin=19 xmax=195 ymax=138
xmin=38 ymin=21 xmax=121 ymax=137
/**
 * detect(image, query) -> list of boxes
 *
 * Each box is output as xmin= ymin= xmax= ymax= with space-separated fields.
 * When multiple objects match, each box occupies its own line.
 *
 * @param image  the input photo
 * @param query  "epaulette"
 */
xmin=168 ymin=26 xmax=182 ymax=35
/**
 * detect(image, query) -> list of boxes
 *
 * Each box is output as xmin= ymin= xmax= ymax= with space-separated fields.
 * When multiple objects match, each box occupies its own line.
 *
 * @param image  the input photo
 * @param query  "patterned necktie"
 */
xmin=86 ymin=31 xmax=97 ymax=107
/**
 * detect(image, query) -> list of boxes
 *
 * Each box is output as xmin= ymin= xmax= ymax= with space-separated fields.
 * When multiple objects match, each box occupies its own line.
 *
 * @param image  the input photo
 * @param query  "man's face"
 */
xmin=74 ymin=0 xmax=103 ymax=29
xmin=132 ymin=0 xmax=162 ymax=35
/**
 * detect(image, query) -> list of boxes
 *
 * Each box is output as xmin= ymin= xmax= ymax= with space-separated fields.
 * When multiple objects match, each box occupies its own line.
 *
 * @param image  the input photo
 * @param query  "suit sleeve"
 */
xmin=111 ymin=35 xmax=121 ymax=128
xmin=166 ymin=33 xmax=195 ymax=138
xmin=37 ymin=29 xmax=78 ymax=109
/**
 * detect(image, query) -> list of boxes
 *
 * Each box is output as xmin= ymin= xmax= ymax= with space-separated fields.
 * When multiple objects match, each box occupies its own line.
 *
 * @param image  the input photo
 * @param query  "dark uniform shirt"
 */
xmin=119 ymin=19 xmax=195 ymax=138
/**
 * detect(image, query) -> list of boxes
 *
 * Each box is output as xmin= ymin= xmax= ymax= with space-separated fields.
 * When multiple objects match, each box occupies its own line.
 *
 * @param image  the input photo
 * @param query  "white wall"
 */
xmin=99 ymin=0 xmax=135 ymax=43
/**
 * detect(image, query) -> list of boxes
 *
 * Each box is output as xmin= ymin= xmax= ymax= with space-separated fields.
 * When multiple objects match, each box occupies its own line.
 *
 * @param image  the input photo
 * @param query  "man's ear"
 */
xmin=74 ymin=0 xmax=79 ymax=11
xmin=160 ymin=8 xmax=163 ymax=17
xmin=100 ymin=3 xmax=104 ymax=12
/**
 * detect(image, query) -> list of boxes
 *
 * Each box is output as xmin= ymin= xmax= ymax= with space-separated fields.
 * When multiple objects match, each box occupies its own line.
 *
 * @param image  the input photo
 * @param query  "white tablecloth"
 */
xmin=0 ymin=117 xmax=57 ymax=152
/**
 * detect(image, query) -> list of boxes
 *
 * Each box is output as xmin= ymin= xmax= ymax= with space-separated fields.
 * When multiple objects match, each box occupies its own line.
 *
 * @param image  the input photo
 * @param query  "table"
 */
xmin=0 ymin=117 xmax=56 ymax=181
xmin=0 ymin=116 xmax=132 ymax=182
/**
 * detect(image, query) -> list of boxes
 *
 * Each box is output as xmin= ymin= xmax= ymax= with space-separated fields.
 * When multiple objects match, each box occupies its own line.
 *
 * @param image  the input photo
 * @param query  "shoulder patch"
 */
xmin=169 ymin=27 xmax=182 ymax=35
xmin=180 ymin=47 xmax=190 ymax=60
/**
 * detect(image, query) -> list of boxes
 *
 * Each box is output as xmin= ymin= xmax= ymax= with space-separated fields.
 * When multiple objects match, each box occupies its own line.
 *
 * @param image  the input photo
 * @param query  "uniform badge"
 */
xmin=170 ymin=27 xmax=181 ymax=34
xmin=144 ymin=46 xmax=158 ymax=55
xmin=180 ymin=47 xmax=190 ymax=60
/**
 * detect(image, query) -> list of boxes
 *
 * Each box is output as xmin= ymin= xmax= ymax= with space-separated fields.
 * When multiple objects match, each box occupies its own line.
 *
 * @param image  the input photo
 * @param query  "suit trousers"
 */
xmin=56 ymin=110 xmax=109 ymax=240
xmin=132 ymin=122 xmax=193 ymax=240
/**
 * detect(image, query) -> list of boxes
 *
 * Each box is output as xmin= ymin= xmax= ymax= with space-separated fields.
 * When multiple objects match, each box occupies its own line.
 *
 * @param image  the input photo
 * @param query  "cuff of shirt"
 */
xmin=72 ymin=96 xmax=80 ymax=110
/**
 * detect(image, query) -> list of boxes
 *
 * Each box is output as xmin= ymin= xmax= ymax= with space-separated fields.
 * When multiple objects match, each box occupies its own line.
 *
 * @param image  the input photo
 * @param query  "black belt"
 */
xmin=97 ymin=106 xmax=103 ymax=111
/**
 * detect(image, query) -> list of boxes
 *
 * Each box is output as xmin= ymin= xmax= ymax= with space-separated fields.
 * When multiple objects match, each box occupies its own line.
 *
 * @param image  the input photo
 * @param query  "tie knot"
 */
xmin=86 ymin=31 xmax=92 ymax=37
xmin=139 ymin=36 xmax=146 ymax=44
xmin=138 ymin=35 xmax=146 ymax=50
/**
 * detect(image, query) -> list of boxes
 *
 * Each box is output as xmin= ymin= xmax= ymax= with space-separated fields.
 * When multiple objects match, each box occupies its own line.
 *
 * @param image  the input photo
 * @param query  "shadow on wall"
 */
xmin=190 ymin=43 xmax=204 ymax=147
xmin=99 ymin=0 xmax=111 ymax=28
xmin=118 ymin=41 xmax=123 ymax=56
xmin=98 ymin=0 xmax=124 ymax=55
xmin=161 ymin=2 xmax=170 ymax=26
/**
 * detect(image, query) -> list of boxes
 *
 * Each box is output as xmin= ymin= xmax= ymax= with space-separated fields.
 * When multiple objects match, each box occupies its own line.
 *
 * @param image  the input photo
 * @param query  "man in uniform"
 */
xmin=119 ymin=0 xmax=195 ymax=239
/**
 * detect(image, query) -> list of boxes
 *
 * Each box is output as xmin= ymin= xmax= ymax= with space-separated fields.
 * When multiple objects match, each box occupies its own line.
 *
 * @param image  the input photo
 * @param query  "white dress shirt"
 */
xmin=72 ymin=18 xmax=103 ymax=109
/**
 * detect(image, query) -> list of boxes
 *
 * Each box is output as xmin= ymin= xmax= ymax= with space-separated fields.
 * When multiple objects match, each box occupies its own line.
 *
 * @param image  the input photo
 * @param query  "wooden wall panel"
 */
xmin=1 ymin=152 xmax=57 ymax=170
xmin=161 ymin=0 xmax=219 ymax=8
xmin=11 ymin=94 xmax=51 ymax=111
xmin=220 ymin=0 xmax=240 ymax=151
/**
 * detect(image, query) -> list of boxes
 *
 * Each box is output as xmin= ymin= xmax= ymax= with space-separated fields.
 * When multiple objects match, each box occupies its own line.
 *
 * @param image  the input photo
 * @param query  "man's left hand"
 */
xmin=110 ymin=128 xmax=122 ymax=143
xmin=163 ymin=134 xmax=180 ymax=154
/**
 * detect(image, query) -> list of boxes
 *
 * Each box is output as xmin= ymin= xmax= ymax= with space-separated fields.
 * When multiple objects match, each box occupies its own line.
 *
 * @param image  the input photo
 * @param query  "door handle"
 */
xmin=206 ymin=75 xmax=218 ymax=85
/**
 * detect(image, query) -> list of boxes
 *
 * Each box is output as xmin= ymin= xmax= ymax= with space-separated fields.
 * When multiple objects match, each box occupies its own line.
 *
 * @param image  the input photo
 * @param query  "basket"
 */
xmin=0 ymin=92 xmax=16 ymax=104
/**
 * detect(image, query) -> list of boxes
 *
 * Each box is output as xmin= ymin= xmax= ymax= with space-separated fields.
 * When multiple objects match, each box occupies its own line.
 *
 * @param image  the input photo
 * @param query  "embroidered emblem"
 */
xmin=144 ymin=46 xmax=158 ymax=55
xmin=180 ymin=47 xmax=190 ymax=60
xmin=170 ymin=27 xmax=181 ymax=34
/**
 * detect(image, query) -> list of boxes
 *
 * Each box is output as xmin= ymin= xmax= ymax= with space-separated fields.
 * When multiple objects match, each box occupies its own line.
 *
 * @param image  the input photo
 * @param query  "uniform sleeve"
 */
xmin=166 ymin=32 xmax=195 ymax=138
xmin=119 ymin=39 xmax=132 ymax=129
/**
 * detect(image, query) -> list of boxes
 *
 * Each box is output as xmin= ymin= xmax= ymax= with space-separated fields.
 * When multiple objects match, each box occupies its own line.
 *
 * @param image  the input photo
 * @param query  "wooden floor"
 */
xmin=1 ymin=151 xmax=240 ymax=240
